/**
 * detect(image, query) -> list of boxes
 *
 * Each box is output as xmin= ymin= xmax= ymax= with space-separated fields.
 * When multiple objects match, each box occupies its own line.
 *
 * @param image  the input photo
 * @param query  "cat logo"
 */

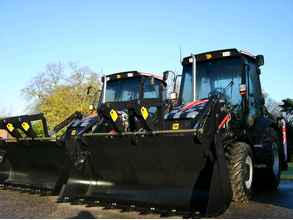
xmin=21 ymin=122 xmax=30 ymax=131
xmin=140 ymin=106 xmax=149 ymax=120
xmin=71 ymin=129 xmax=77 ymax=136
xmin=172 ymin=123 xmax=180 ymax=130
xmin=110 ymin=109 xmax=118 ymax=122
xmin=6 ymin=123 xmax=15 ymax=132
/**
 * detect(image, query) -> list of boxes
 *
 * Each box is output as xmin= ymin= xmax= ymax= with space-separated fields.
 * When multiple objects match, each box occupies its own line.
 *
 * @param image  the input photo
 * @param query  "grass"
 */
xmin=281 ymin=163 xmax=293 ymax=180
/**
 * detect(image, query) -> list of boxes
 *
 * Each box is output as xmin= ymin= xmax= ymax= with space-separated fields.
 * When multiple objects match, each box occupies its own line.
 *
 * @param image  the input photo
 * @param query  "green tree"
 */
xmin=280 ymin=98 xmax=293 ymax=126
xmin=22 ymin=62 xmax=101 ymax=129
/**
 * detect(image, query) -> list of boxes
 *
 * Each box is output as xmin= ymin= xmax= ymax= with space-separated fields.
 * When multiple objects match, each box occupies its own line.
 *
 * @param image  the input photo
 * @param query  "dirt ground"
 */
xmin=0 ymin=180 xmax=293 ymax=219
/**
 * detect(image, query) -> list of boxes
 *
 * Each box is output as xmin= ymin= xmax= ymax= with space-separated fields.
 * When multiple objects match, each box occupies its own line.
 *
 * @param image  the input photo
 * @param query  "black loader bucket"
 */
xmin=0 ymin=112 xmax=82 ymax=193
xmin=60 ymin=131 xmax=232 ymax=216
xmin=60 ymin=96 xmax=233 ymax=216
xmin=0 ymin=138 xmax=69 ymax=193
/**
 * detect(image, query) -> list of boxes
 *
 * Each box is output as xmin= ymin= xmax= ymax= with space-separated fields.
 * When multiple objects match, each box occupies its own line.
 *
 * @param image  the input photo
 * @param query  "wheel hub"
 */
xmin=245 ymin=155 xmax=253 ymax=189
xmin=272 ymin=142 xmax=280 ymax=177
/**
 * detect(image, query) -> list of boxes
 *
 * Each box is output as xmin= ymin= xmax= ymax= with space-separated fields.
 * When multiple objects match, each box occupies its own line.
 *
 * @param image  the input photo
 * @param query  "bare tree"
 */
xmin=263 ymin=91 xmax=281 ymax=119
xmin=22 ymin=62 xmax=102 ymax=128
xmin=22 ymin=62 xmax=65 ymax=101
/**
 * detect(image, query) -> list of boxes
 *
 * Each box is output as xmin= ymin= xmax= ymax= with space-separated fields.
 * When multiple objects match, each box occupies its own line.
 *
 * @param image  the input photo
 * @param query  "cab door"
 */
xmin=246 ymin=61 xmax=263 ymax=125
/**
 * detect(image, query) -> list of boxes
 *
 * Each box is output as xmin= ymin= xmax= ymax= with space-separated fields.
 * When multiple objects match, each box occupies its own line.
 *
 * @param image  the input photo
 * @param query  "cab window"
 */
xmin=144 ymin=78 xmax=160 ymax=99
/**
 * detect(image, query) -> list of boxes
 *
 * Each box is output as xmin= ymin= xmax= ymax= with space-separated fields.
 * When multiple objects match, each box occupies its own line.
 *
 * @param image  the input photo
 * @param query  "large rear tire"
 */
xmin=255 ymin=127 xmax=281 ymax=190
xmin=228 ymin=142 xmax=254 ymax=202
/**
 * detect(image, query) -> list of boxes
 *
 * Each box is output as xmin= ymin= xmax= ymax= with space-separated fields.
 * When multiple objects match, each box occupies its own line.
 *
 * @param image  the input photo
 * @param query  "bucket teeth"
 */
xmin=149 ymin=207 xmax=156 ymax=213
xmin=85 ymin=200 xmax=99 ymax=207
xmin=195 ymin=211 xmax=201 ymax=215
xmin=57 ymin=196 xmax=70 ymax=203
xmin=0 ymin=183 xmax=206 ymax=217
xmin=64 ymin=196 xmax=70 ymax=201
xmin=71 ymin=199 xmax=84 ymax=205
xmin=103 ymin=203 xmax=113 ymax=209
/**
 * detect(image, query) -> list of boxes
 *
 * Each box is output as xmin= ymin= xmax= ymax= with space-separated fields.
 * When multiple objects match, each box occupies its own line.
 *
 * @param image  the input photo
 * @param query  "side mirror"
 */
xmin=170 ymin=92 xmax=177 ymax=100
xmin=256 ymin=55 xmax=264 ymax=66
xmin=163 ymin=71 xmax=169 ymax=81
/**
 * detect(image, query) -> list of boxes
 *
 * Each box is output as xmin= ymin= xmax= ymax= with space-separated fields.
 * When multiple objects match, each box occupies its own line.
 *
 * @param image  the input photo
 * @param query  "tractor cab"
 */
xmin=100 ymin=71 xmax=167 ymax=108
xmin=96 ymin=71 xmax=168 ymax=132
xmin=168 ymin=49 xmax=265 ymax=128
xmin=64 ymin=71 xmax=168 ymax=136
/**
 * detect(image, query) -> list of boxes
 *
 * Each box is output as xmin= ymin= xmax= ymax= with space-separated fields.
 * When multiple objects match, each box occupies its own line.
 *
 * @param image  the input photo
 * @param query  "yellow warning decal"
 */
xmin=21 ymin=122 xmax=30 ymax=131
xmin=6 ymin=123 xmax=15 ymax=132
xmin=172 ymin=123 xmax=179 ymax=130
xmin=110 ymin=109 xmax=118 ymax=122
xmin=140 ymin=106 xmax=149 ymax=120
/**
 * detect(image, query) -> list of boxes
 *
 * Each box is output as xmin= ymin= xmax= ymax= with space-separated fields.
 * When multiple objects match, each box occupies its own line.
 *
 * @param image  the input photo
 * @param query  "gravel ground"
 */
xmin=0 ymin=181 xmax=292 ymax=219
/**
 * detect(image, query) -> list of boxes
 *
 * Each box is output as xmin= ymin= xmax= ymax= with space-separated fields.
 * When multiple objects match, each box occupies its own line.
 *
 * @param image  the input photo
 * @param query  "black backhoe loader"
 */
xmin=0 ymin=112 xmax=83 ymax=193
xmin=59 ymin=49 xmax=288 ymax=217
xmin=58 ymin=71 xmax=170 ymax=200
xmin=0 ymin=50 xmax=288 ymax=217
xmin=0 ymin=71 xmax=168 ymax=195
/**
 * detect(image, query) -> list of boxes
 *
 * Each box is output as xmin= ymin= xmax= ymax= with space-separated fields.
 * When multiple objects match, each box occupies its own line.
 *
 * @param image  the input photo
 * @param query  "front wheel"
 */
xmin=228 ymin=142 xmax=254 ymax=202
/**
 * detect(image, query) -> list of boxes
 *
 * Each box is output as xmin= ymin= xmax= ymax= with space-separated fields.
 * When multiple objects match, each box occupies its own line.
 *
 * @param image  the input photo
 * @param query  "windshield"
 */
xmin=180 ymin=58 xmax=242 ymax=105
xmin=105 ymin=77 xmax=140 ymax=102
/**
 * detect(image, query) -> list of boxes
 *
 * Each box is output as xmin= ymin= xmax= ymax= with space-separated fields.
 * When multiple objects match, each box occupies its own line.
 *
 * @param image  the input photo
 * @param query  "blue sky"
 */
xmin=0 ymin=0 xmax=292 ymax=115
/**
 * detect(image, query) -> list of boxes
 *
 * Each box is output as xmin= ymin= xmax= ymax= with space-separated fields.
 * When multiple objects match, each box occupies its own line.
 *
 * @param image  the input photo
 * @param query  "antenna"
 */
xmin=179 ymin=46 xmax=182 ymax=63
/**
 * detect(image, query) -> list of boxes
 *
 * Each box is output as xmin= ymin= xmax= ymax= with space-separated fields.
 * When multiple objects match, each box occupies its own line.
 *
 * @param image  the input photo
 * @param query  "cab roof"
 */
xmin=182 ymin=48 xmax=258 ymax=65
xmin=106 ymin=71 xmax=166 ymax=86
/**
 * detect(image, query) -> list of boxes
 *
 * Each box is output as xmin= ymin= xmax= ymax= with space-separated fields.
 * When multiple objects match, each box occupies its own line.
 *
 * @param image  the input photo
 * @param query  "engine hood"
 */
xmin=164 ymin=99 xmax=209 ymax=120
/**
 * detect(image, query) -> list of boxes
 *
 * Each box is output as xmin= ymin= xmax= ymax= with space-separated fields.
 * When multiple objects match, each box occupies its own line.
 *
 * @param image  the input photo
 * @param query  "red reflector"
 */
xmin=218 ymin=114 xmax=231 ymax=129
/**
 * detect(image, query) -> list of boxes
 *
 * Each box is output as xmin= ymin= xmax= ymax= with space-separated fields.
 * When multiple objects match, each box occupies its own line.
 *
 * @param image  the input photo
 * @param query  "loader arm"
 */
xmin=0 ymin=113 xmax=49 ymax=138
xmin=49 ymin=111 xmax=83 ymax=137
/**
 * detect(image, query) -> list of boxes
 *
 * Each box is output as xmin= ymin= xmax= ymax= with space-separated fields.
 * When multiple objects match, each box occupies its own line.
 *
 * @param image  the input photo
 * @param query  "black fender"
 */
xmin=251 ymin=116 xmax=285 ymax=167
xmin=252 ymin=116 xmax=279 ymax=143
